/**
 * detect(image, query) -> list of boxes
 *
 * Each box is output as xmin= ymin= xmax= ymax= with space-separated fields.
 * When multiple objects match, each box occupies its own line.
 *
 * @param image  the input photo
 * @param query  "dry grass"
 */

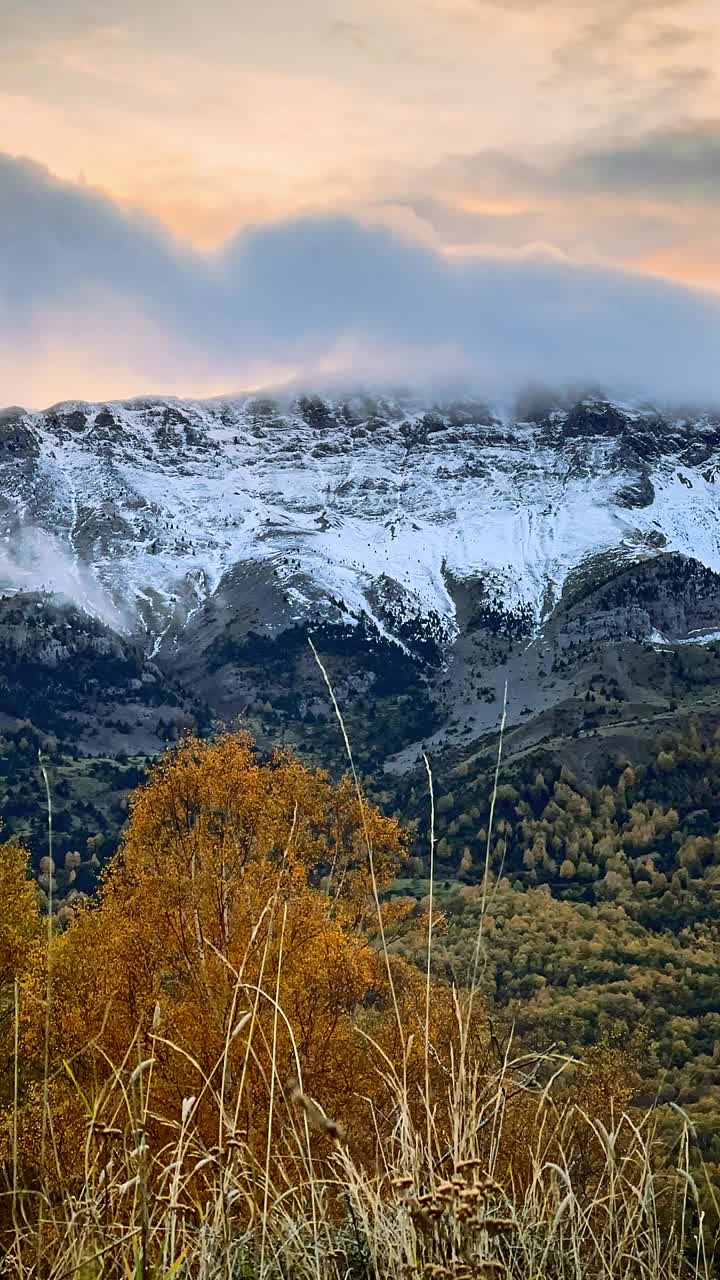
xmin=2 ymin=661 xmax=716 ymax=1278
xmin=3 ymin=1022 xmax=714 ymax=1279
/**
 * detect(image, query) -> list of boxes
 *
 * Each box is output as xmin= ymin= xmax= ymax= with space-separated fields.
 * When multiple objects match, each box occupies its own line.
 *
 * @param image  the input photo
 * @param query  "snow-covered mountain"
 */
xmin=1 ymin=392 xmax=720 ymax=652
xmin=2 ymin=390 xmax=720 ymax=763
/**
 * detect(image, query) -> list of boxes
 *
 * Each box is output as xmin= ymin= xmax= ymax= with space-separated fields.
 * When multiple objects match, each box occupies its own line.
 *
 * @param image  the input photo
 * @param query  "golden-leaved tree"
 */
xmin=15 ymin=734 xmax=466 ymax=1187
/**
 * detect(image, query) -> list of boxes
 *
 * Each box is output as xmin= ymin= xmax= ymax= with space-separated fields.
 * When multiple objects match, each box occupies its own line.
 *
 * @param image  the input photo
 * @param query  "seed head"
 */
xmin=478 ymin=1218 xmax=515 ymax=1237
xmin=290 ymin=1083 xmax=346 ymax=1142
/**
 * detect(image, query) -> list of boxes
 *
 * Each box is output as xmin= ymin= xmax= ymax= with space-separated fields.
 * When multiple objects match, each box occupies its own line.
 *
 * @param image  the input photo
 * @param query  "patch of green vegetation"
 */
xmin=205 ymin=617 xmax=442 ymax=766
xmin=386 ymin=719 xmax=720 ymax=1160
xmin=0 ymin=719 xmax=148 ymax=900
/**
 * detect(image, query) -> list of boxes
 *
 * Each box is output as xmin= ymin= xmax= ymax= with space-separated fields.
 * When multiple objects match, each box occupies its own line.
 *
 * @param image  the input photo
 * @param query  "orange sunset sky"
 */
xmin=2 ymin=0 xmax=720 ymax=404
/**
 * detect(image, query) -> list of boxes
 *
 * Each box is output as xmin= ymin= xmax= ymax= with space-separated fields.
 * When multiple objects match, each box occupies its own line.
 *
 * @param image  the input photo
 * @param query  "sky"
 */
xmin=2 ymin=0 xmax=720 ymax=406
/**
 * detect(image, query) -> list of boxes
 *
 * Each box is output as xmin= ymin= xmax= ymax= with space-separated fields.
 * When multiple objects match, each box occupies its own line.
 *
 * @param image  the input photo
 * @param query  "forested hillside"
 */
xmin=386 ymin=723 xmax=720 ymax=1180
xmin=0 ymin=730 xmax=716 ymax=1276
xmin=4 ymin=707 xmax=720 ymax=1186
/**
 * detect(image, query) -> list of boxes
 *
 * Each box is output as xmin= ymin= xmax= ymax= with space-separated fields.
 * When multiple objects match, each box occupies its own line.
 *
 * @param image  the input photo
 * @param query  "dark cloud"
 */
xmin=436 ymin=121 xmax=720 ymax=206
xmin=561 ymin=122 xmax=720 ymax=202
xmin=2 ymin=151 xmax=720 ymax=406
xmin=0 ymin=154 xmax=206 ymax=326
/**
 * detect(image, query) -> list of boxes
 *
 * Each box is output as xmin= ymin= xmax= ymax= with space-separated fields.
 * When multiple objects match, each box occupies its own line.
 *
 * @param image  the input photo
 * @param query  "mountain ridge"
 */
xmin=1 ymin=390 xmax=720 ymax=770
xmin=2 ymin=391 xmax=720 ymax=650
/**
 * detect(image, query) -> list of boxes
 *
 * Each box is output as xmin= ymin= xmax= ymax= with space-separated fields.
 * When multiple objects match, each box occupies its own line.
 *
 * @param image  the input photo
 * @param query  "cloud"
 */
xmin=406 ymin=124 xmax=720 ymax=271
xmin=1 ymin=151 xmax=720 ymax=408
xmin=434 ymin=121 xmax=720 ymax=206
xmin=555 ymin=122 xmax=720 ymax=202
xmin=0 ymin=526 xmax=127 ymax=629
xmin=539 ymin=0 xmax=708 ymax=78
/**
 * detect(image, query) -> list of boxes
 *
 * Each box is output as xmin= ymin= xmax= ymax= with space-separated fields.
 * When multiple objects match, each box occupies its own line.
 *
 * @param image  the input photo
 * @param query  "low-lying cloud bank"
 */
xmin=0 ymin=526 xmax=127 ymax=630
xmin=2 ymin=152 xmax=720 ymax=408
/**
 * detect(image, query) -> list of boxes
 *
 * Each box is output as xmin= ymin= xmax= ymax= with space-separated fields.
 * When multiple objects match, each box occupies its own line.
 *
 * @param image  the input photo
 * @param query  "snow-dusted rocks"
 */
xmin=0 ymin=392 xmax=718 ymax=656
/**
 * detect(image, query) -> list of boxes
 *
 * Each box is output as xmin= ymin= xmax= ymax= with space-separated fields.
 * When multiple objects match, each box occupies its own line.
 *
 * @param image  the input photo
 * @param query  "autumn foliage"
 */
xmin=9 ymin=734 xmax=473 ymax=1188
xmin=0 ymin=732 xmax=703 ymax=1278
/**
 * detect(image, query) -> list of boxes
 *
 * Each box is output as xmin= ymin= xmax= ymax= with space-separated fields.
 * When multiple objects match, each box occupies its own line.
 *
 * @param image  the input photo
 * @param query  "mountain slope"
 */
xmin=1 ymin=390 xmax=720 ymax=763
xmin=2 ymin=393 xmax=719 ymax=639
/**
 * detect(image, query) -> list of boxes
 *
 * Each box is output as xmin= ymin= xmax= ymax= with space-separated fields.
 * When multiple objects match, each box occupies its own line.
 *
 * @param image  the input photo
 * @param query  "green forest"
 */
xmin=387 ymin=725 xmax=720 ymax=1183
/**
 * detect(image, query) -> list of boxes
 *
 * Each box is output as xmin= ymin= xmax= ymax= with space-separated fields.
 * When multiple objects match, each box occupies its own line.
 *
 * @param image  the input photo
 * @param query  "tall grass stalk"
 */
xmin=37 ymin=750 xmax=54 ymax=1277
xmin=422 ymin=752 xmax=435 ymax=1187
